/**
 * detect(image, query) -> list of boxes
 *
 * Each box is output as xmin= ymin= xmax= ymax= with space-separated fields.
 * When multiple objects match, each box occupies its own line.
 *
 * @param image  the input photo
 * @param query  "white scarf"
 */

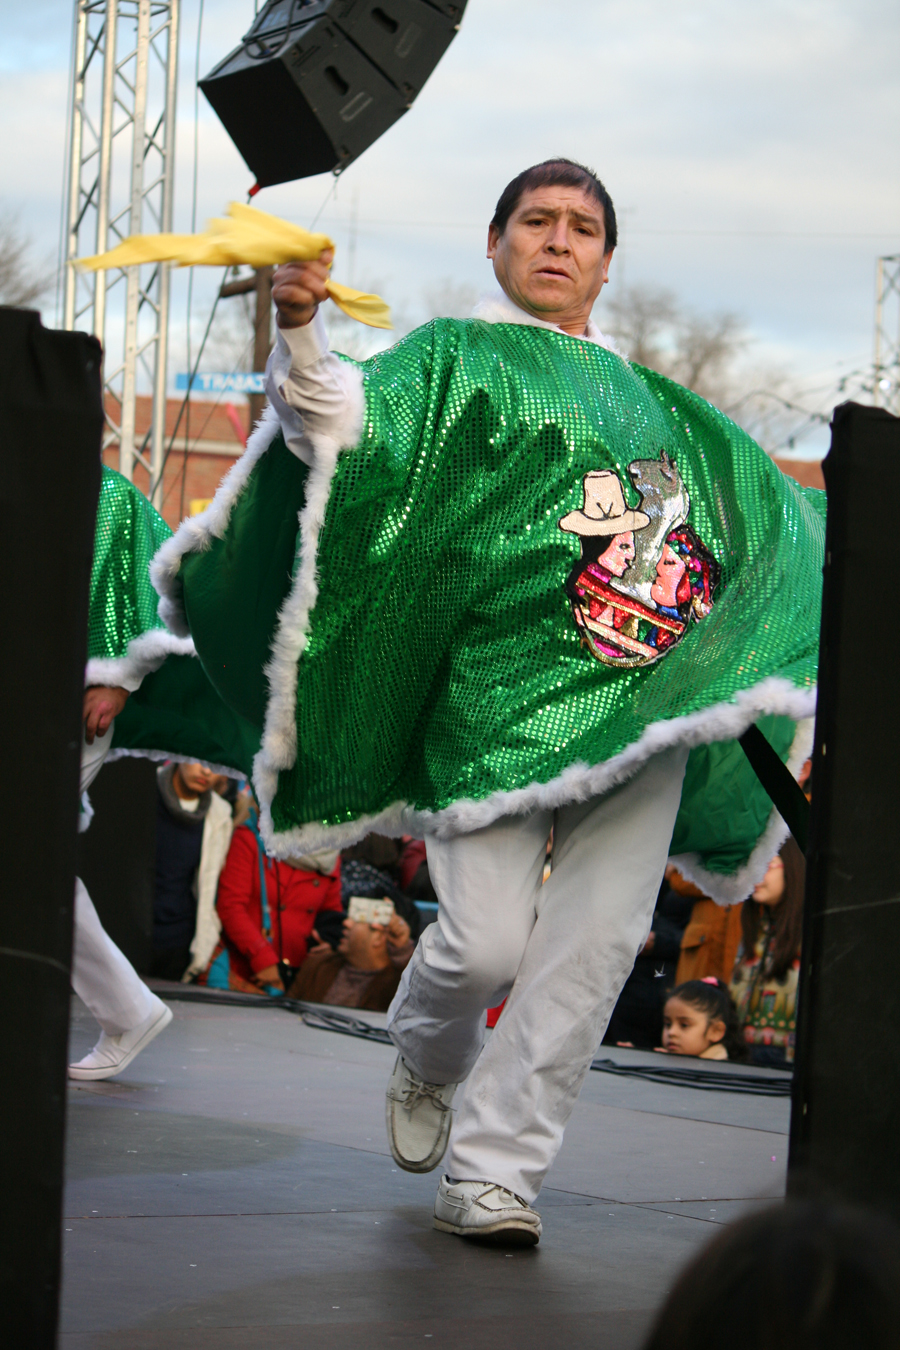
xmin=471 ymin=290 xmax=623 ymax=357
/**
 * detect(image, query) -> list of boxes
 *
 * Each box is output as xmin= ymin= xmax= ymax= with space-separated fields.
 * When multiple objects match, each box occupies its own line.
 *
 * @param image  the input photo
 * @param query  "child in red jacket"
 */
xmin=214 ymin=824 xmax=342 ymax=994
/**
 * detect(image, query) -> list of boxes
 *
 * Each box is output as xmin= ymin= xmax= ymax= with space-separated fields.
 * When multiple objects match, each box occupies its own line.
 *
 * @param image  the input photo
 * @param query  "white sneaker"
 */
xmin=433 ymin=1175 xmax=542 ymax=1246
xmin=385 ymin=1054 xmax=457 ymax=1173
xmin=68 ymin=998 xmax=173 ymax=1081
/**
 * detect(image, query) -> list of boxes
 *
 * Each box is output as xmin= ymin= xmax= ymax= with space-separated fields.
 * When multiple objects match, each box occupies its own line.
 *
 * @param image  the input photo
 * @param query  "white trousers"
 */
xmin=72 ymin=726 xmax=157 ymax=1036
xmin=387 ymin=745 xmax=689 ymax=1202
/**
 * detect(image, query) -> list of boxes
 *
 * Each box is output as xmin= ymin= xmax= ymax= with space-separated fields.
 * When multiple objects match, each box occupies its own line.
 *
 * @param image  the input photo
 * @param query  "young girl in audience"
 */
xmin=730 ymin=837 xmax=804 ymax=1067
xmin=660 ymin=977 xmax=744 ymax=1060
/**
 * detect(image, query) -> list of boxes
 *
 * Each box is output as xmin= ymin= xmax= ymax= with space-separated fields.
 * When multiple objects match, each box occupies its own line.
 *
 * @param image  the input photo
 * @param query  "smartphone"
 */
xmin=347 ymin=896 xmax=395 ymax=926
xmin=312 ymin=910 xmax=346 ymax=950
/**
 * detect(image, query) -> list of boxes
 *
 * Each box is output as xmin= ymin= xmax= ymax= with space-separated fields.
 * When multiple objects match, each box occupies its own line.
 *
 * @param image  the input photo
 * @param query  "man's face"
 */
xmin=175 ymin=761 xmax=214 ymax=798
xmin=487 ymin=185 xmax=613 ymax=329
xmin=337 ymin=917 xmax=381 ymax=968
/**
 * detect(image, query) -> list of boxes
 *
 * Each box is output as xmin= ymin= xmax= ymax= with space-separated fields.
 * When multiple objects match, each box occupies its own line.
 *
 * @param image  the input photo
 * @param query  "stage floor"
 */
xmin=61 ymin=988 xmax=791 ymax=1348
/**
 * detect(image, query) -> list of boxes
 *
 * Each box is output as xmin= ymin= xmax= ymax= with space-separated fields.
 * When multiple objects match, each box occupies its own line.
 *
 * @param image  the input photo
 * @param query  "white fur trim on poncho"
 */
xmin=151 ymin=404 xmax=285 ymax=635
xmin=85 ymin=630 xmax=197 ymax=692
xmin=253 ymin=674 xmax=816 ymax=904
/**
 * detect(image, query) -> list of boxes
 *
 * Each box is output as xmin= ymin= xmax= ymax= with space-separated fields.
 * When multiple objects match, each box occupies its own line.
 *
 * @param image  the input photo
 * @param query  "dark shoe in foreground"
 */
xmin=433 ymin=1175 xmax=542 ymax=1246
xmin=386 ymin=1054 xmax=457 ymax=1173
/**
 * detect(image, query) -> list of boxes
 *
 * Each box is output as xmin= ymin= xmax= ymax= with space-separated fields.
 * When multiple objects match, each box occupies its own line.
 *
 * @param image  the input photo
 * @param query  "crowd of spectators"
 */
xmin=601 ymin=831 xmax=805 ymax=1067
xmin=601 ymin=831 xmax=804 ymax=1063
xmin=148 ymin=760 xmax=809 ymax=1058
xmin=150 ymin=776 xmax=431 ymax=1013
xmin=598 ymin=756 xmax=811 ymax=1067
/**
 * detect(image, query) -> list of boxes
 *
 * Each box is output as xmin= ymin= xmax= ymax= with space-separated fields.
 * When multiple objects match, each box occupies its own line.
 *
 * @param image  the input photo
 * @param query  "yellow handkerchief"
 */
xmin=77 ymin=201 xmax=391 ymax=329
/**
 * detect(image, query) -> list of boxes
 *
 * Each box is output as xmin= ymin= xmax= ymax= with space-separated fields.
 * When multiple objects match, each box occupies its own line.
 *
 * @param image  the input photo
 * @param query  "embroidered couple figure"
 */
xmin=560 ymin=455 xmax=720 ymax=668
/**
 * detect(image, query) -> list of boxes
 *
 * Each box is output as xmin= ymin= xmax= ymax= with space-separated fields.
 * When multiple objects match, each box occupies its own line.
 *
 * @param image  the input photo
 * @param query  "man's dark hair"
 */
xmin=642 ymin=1200 xmax=900 ymax=1350
xmin=490 ymin=159 xmax=617 ymax=250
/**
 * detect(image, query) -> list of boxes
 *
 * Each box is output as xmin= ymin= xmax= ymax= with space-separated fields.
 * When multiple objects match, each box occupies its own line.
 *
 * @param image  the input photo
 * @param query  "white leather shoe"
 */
xmin=433 ymin=1175 xmax=542 ymax=1246
xmin=68 ymin=998 xmax=173 ymax=1081
xmin=385 ymin=1054 xmax=457 ymax=1173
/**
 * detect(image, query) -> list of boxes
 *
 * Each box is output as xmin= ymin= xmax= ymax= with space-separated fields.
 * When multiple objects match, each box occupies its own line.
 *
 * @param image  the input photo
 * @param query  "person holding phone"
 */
xmin=290 ymin=907 xmax=414 ymax=1011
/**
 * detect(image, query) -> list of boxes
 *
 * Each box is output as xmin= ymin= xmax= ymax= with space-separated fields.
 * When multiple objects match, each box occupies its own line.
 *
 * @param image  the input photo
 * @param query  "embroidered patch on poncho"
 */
xmin=560 ymin=452 xmax=721 ymax=669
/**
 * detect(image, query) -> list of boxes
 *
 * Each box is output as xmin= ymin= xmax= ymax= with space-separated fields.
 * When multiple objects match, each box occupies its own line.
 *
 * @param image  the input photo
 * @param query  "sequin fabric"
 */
xmin=185 ymin=320 xmax=824 ymax=838
xmin=88 ymin=466 xmax=171 ymax=661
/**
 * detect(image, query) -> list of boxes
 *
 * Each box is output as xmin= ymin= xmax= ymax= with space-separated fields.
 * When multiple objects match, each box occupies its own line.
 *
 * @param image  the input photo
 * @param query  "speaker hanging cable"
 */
xmin=243 ymin=0 xmax=312 ymax=61
xmin=309 ymin=173 xmax=340 ymax=231
xmin=175 ymin=0 xmax=206 ymax=516
xmin=159 ymin=265 xmax=230 ymax=494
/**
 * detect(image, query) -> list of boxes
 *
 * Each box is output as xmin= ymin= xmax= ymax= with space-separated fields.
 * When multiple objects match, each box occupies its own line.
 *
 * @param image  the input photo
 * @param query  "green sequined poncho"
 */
xmin=153 ymin=319 xmax=824 ymax=901
xmin=89 ymin=466 xmax=259 ymax=776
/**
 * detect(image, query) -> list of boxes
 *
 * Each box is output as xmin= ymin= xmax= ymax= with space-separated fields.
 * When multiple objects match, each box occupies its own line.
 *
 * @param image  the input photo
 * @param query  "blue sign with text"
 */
xmin=175 ymin=372 xmax=264 ymax=394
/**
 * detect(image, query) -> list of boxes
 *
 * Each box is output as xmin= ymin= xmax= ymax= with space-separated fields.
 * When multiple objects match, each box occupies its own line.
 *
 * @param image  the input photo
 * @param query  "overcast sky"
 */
xmin=3 ymin=0 xmax=898 ymax=453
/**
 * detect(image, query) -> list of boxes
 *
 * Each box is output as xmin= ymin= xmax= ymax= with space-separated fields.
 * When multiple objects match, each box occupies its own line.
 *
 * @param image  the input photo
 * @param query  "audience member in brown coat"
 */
xmin=290 ymin=911 xmax=415 ymax=1012
xmin=672 ymin=868 xmax=744 ymax=986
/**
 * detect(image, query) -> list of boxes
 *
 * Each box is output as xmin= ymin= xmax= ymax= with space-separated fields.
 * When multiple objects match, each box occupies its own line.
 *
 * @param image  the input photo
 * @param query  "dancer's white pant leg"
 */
xmin=407 ymin=745 xmax=688 ymax=1204
xmin=387 ymin=809 xmax=553 ymax=1084
xmin=72 ymin=878 xmax=157 ymax=1034
xmin=72 ymin=724 xmax=157 ymax=1036
xmin=80 ymin=723 xmax=114 ymax=794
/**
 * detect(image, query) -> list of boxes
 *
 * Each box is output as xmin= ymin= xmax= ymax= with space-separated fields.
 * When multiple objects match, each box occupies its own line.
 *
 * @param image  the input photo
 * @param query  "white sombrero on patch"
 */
xmin=559 ymin=471 xmax=651 ymax=536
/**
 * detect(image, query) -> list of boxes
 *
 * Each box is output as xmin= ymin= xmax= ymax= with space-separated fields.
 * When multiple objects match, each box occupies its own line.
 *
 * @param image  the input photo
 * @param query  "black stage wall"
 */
xmin=789 ymin=402 xmax=900 ymax=1214
xmin=77 ymin=757 xmax=158 ymax=975
xmin=0 ymin=309 xmax=102 ymax=1343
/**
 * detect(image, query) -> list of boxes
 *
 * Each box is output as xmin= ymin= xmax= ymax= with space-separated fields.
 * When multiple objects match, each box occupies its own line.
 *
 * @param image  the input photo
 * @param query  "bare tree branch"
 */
xmin=598 ymin=282 xmax=812 ymax=453
xmin=669 ymin=310 xmax=747 ymax=403
xmin=0 ymin=212 xmax=51 ymax=309
xmin=422 ymin=279 xmax=480 ymax=322
xmin=602 ymin=283 xmax=680 ymax=370
xmin=601 ymin=282 xmax=748 ymax=402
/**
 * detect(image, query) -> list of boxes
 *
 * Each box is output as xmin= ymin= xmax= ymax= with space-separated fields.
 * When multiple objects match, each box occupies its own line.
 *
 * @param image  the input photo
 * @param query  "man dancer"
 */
xmin=70 ymin=466 xmax=253 ymax=1080
xmin=154 ymin=160 xmax=823 ymax=1243
xmin=70 ymin=682 xmax=173 ymax=1080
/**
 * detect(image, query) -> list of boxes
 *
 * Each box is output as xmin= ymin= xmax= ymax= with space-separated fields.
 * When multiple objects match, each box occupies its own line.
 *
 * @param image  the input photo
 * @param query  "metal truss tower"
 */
xmin=873 ymin=255 xmax=900 ymax=418
xmin=63 ymin=0 xmax=179 ymax=507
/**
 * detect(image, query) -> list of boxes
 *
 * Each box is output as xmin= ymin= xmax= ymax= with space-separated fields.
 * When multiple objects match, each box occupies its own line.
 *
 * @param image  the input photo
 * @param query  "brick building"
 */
xmin=772 ymin=457 xmax=824 ymax=491
xmin=102 ymin=395 xmax=251 ymax=529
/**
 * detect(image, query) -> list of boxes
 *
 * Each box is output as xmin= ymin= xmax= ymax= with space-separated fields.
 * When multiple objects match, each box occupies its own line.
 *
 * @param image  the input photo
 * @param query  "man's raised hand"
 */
xmin=272 ymin=249 xmax=334 ymax=329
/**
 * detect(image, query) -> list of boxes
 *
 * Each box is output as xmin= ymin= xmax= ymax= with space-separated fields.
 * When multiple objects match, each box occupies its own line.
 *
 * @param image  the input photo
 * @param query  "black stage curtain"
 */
xmin=0 ymin=308 xmax=102 ymax=1344
xmin=789 ymin=401 xmax=900 ymax=1217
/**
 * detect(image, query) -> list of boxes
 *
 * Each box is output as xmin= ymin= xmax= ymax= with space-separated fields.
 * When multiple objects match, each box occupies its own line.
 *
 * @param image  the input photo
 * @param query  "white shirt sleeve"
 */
xmin=264 ymin=309 xmax=351 ymax=465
